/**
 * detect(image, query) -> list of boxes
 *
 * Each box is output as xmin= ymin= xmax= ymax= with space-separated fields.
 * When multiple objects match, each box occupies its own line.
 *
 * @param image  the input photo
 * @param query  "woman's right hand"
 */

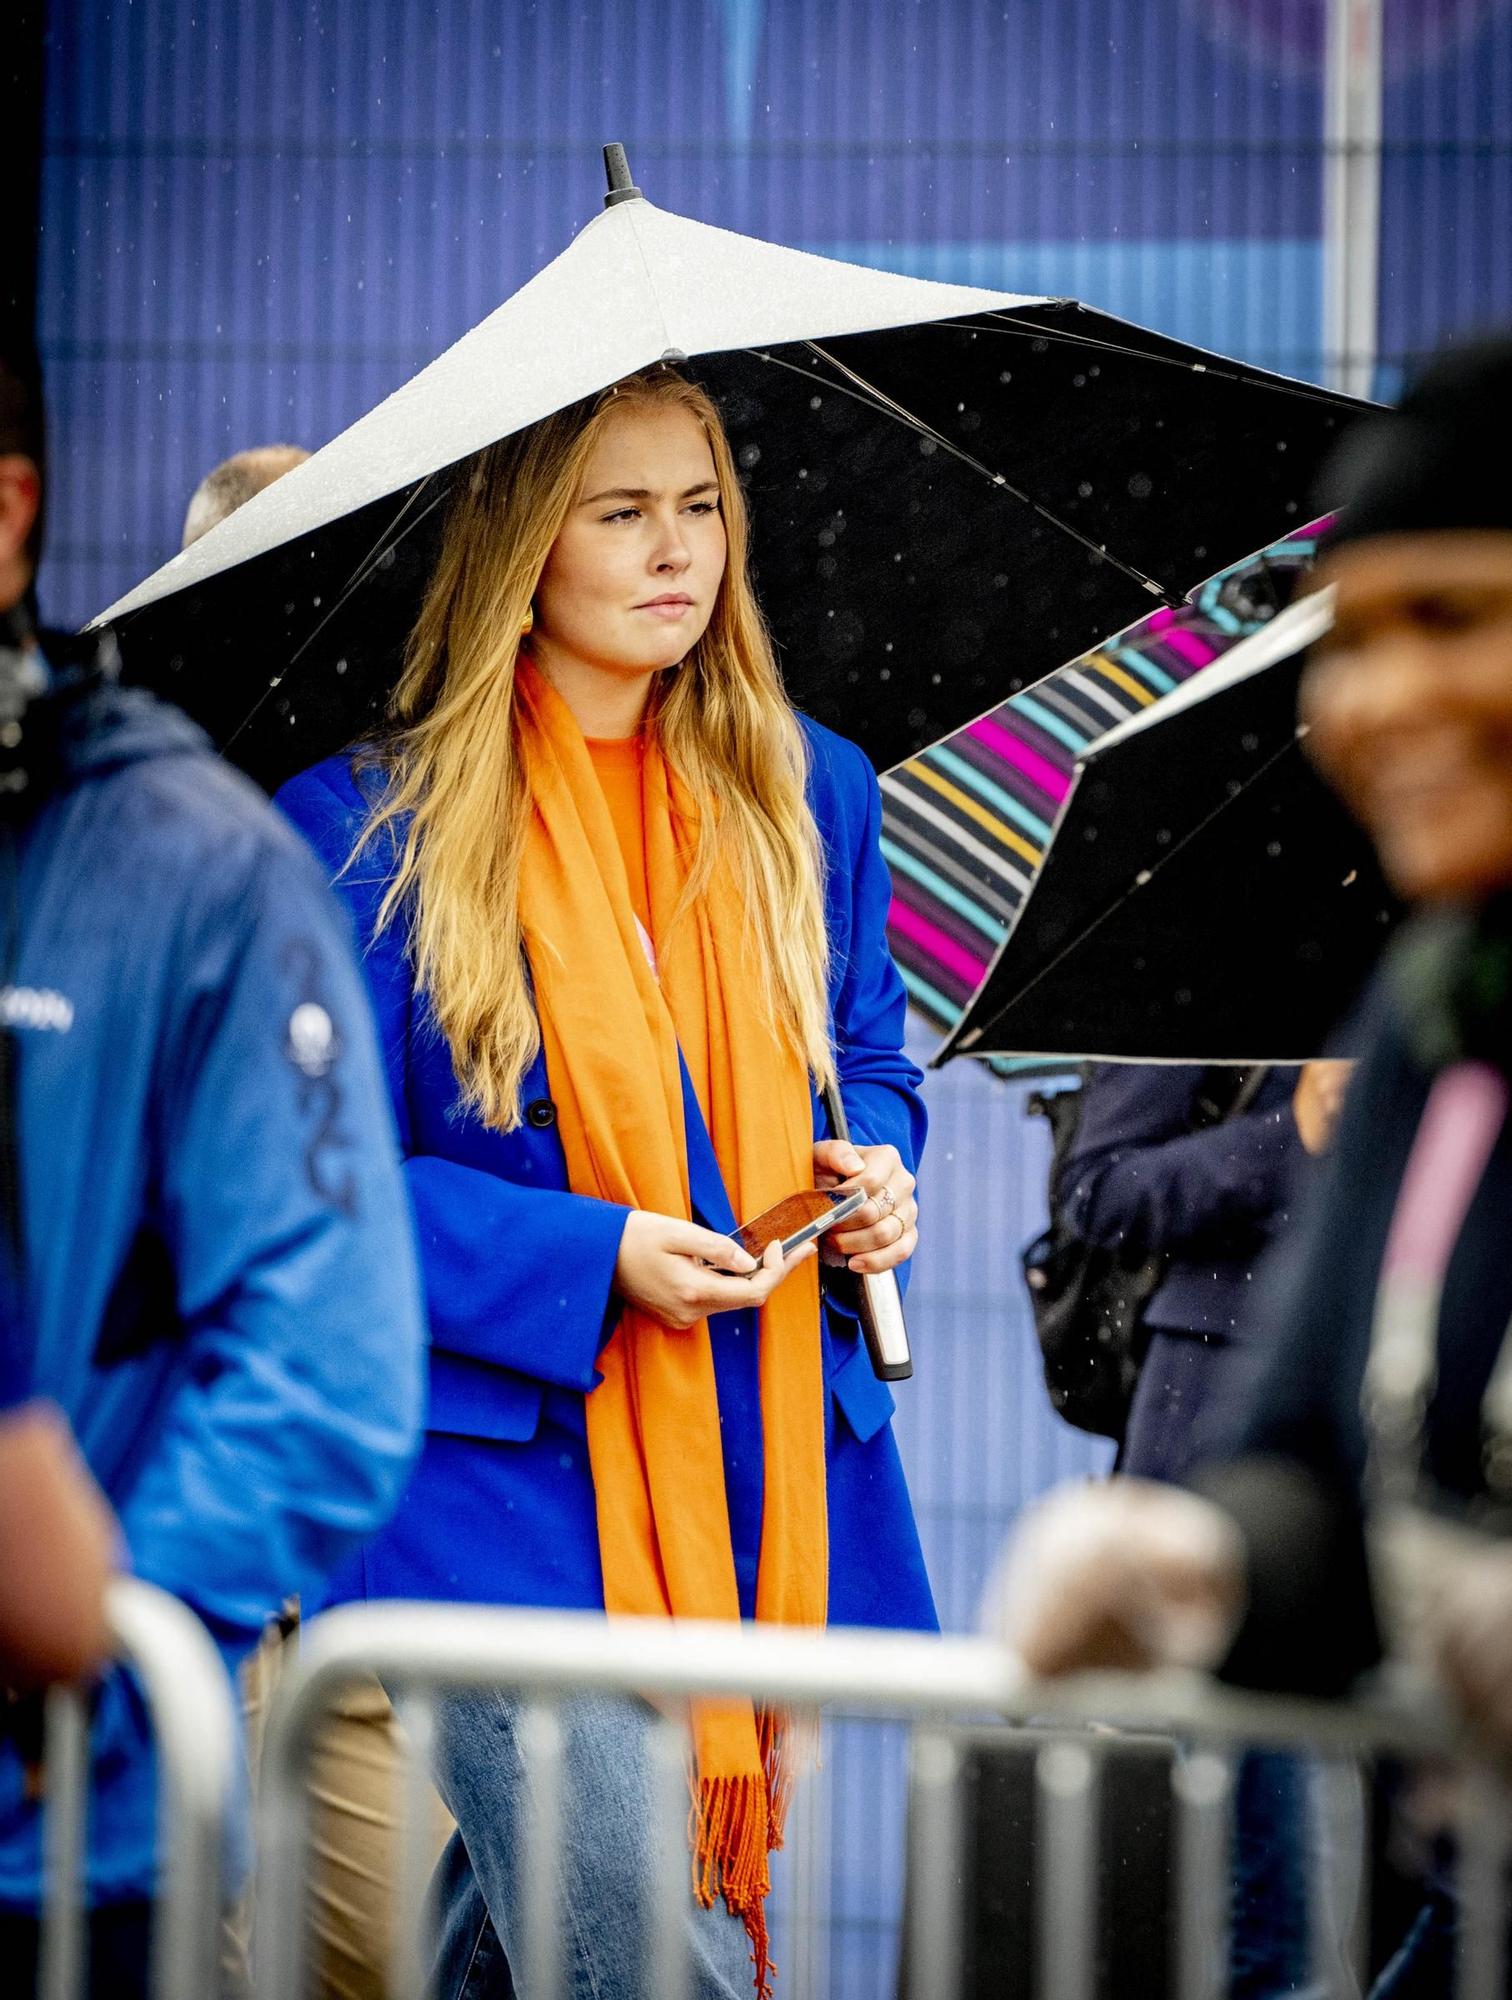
xmin=613 ymin=1211 xmax=814 ymax=1330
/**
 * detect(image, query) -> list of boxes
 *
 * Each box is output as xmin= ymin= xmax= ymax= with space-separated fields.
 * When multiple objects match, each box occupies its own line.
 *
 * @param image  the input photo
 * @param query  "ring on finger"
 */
xmin=876 ymin=1186 xmax=897 ymax=1216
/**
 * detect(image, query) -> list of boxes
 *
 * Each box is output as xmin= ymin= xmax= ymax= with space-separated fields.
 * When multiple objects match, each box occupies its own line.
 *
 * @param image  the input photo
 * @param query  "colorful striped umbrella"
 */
xmin=881 ymin=517 xmax=1334 ymax=1076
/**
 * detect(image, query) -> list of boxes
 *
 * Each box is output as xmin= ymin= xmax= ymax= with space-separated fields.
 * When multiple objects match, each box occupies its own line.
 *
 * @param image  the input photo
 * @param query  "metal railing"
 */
xmin=257 ymin=1602 xmax=1512 ymax=2000
xmin=37 ymin=1576 xmax=238 ymax=2000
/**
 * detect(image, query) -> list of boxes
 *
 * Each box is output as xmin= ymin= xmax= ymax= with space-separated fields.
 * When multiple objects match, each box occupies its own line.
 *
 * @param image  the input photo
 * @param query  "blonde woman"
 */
xmin=278 ymin=366 xmax=934 ymax=1999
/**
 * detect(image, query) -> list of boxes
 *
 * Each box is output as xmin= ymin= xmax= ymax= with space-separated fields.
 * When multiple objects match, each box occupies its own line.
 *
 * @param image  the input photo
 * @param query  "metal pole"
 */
xmin=906 ymin=1729 xmax=964 ymax=2000
xmin=646 ymin=1714 xmax=693 ymax=2000
xmin=107 ymin=1579 xmax=237 ymax=2000
xmin=390 ymin=1688 xmax=440 ymax=2000
xmin=1035 ymin=1739 xmax=1098 ymax=2000
xmin=519 ymin=1699 xmax=566 ymax=2000
xmin=39 ymin=1685 xmax=89 ymax=2000
xmin=1323 ymin=0 xmax=1384 ymax=398
xmin=1172 ymin=1749 xmax=1232 ymax=2000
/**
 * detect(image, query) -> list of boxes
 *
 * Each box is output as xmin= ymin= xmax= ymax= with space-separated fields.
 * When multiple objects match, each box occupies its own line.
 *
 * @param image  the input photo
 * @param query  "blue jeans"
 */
xmin=429 ymin=1691 xmax=754 ymax=2000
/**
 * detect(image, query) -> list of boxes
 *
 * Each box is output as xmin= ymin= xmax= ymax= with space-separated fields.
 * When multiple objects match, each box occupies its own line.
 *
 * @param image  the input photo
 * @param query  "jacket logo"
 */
xmin=0 ymin=985 xmax=74 ymax=1032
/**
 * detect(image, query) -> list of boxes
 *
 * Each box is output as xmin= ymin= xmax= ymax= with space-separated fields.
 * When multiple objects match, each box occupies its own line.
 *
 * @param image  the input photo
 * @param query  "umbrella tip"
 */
xmin=603 ymin=143 xmax=643 ymax=208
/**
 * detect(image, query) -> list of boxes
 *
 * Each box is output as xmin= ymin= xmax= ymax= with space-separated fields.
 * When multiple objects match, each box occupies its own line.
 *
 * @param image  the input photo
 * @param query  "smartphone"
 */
xmin=730 ymin=1186 xmax=868 ymax=1262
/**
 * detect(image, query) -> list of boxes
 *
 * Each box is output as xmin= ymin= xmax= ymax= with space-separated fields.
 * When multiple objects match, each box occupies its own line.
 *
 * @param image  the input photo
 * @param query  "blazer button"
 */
xmin=525 ymin=1098 xmax=557 ymax=1130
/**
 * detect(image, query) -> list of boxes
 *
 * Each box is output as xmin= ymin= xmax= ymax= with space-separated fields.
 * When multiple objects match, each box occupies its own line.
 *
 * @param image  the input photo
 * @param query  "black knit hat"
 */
xmin=1324 ymin=334 xmax=1512 ymax=555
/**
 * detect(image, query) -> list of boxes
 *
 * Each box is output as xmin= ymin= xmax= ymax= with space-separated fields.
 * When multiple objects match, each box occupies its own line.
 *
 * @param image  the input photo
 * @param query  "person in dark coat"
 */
xmin=999 ymin=334 xmax=1512 ymax=1993
xmin=1061 ymin=1063 xmax=1302 ymax=1483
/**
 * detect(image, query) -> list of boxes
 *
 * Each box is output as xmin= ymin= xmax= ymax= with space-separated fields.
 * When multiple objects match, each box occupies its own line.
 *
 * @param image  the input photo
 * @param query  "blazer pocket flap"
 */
xmin=427 ymin=1348 xmax=545 ymax=1443
xmin=828 ymin=1334 xmax=896 ymax=1444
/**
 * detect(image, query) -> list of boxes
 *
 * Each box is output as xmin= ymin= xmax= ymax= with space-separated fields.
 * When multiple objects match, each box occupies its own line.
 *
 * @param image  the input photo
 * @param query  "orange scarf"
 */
xmin=515 ymin=661 xmax=828 ymax=1996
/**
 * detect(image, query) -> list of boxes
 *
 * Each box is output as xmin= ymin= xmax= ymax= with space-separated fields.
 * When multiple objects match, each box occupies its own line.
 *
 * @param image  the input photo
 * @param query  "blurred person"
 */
xmin=1057 ymin=1063 xmax=1327 ymax=1997
xmin=278 ymin=364 xmax=933 ymax=2000
xmin=0 ymin=380 xmax=118 ymax=1691
xmin=998 ymin=333 xmax=1512 ymax=1991
xmin=0 ymin=352 xmax=426 ymax=1999
xmin=180 ymin=442 xmax=309 ymax=545
xmin=182 ymin=441 xmax=455 ymax=2000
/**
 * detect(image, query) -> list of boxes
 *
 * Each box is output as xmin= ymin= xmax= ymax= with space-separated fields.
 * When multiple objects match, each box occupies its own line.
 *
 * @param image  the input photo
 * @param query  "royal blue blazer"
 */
xmin=277 ymin=717 xmax=938 ymax=1633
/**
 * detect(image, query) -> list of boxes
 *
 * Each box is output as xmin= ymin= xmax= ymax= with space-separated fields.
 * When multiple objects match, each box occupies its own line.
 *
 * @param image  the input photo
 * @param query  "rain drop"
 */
xmin=1072 ymin=373 xmax=1086 ymax=388
xmin=809 ymin=395 xmax=823 ymax=411
xmin=739 ymin=444 xmax=762 ymax=469
xmin=880 ymin=668 xmax=891 ymax=681
xmin=917 ymin=438 xmax=938 ymax=457
xmin=998 ymin=370 xmax=1013 ymax=385
xmin=884 ymin=642 xmax=894 ymax=653
xmin=1127 ymin=472 xmax=1153 ymax=499
xmin=1077 ymin=481 xmax=1094 ymax=499
xmin=1267 ymin=840 xmax=1282 ymax=857
xmin=335 ymin=658 xmax=348 ymax=676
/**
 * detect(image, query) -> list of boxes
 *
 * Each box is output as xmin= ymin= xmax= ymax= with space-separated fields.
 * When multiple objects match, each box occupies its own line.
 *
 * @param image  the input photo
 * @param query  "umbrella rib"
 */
xmin=956 ymin=730 xmax=1305 ymax=1053
xmin=221 ymin=474 xmax=449 ymax=755
xmin=954 ymin=314 xmax=1361 ymax=412
xmin=783 ymin=340 xmax=1181 ymax=607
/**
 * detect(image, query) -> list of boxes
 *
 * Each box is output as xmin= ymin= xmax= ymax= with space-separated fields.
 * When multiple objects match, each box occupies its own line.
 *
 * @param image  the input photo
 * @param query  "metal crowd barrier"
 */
xmin=36 ymin=1576 xmax=238 ymax=2000
xmin=257 ymin=1604 xmax=1512 ymax=2000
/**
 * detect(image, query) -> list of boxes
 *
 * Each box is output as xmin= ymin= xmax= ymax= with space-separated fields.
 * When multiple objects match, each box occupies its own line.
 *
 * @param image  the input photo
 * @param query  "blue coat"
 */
xmin=2 ymin=679 xmax=425 ymax=1908
xmin=277 ymin=717 xmax=937 ymax=1633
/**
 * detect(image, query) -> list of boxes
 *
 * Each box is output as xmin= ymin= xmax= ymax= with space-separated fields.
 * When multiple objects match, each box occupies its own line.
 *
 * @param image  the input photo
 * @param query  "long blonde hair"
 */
xmin=357 ymin=367 xmax=836 ymax=1130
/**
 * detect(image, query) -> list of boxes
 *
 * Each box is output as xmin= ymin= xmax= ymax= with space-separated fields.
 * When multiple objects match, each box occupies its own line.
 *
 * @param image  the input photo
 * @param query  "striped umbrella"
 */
xmin=881 ymin=517 xmax=1334 ymax=1076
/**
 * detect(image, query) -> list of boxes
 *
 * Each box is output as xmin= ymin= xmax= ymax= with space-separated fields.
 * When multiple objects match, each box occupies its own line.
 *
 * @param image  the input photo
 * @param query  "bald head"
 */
xmin=182 ymin=445 xmax=310 ymax=548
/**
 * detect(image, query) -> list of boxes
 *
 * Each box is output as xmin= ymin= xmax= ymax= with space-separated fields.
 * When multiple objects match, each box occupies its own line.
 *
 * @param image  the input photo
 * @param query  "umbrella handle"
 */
xmin=820 ymin=1083 xmax=914 ymax=1382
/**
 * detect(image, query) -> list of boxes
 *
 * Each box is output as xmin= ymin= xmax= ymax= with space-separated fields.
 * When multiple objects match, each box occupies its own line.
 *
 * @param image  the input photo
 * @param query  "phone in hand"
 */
xmin=730 ymin=1187 xmax=868 ymax=1263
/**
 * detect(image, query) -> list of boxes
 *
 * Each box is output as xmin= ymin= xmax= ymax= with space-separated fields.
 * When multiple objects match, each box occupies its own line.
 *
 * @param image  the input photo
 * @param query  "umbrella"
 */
xmin=881 ymin=515 xmax=1333 ymax=1066
xmin=935 ymin=589 xmax=1401 ymax=1066
xmin=95 ymin=146 xmax=1368 ymax=792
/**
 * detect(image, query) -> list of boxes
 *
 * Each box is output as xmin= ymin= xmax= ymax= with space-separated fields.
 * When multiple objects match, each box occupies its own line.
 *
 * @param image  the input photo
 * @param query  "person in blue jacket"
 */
xmin=278 ymin=363 xmax=935 ymax=1999
xmin=0 ymin=355 xmax=426 ymax=1997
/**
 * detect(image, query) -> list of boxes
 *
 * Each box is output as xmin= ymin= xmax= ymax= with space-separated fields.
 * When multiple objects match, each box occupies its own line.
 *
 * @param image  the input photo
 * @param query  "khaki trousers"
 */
xmin=226 ymin=1621 xmax=455 ymax=2000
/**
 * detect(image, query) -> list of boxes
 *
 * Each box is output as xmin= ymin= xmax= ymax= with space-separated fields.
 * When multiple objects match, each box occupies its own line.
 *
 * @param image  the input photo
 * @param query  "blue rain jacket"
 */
xmin=277 ymin=717 xmax=937 ymax=1633
xmin=0 ymin=677 xmax=425 ymax=1908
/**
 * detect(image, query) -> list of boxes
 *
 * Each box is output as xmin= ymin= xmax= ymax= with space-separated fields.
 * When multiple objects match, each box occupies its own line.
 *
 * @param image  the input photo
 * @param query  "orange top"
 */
xmin=585 ymin=735 xmax=651 ymax=934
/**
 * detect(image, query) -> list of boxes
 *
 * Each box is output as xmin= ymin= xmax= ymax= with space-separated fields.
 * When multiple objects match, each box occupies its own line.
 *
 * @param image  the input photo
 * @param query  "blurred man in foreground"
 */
xmin=999 ymin=335 xmax=1512 ymax=1987
xmin=0 ymin=354 xmax=426 ymax=1997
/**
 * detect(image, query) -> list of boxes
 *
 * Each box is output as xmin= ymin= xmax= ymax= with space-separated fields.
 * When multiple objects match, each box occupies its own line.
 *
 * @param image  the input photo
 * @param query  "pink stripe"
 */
xmin=887 ymin=897 xmax=989 ymax=988
xmin=965 ymin=715 xmax=1071 ymax=803
xmin=1160 ymin=627 xmax=1220 ymax=669
xmin=1383 ymin=1063 xmax=1510 ymax=1285
xmin=1145 ymin=606 xmax=1177 ymax=634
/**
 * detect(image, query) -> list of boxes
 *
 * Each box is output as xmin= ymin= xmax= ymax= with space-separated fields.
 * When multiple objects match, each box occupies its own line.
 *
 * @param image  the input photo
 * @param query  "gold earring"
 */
xmin=519 ymin=605 xmax=534 ymax=637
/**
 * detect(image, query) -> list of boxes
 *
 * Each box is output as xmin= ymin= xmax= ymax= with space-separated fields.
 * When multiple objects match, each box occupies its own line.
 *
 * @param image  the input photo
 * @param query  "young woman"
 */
xmin=277 ymin=365 xmax=935 ymax=2000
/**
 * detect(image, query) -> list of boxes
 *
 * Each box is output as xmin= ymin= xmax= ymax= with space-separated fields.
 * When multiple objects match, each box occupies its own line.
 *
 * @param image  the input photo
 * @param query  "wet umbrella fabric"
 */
xmin=881 ymin=516 xmax=1333 ymax=1065
xmin=938 ymin=590 xmax=1401 ymax=1066
xmin=94 ymin=184 xmax=1366 ymax=792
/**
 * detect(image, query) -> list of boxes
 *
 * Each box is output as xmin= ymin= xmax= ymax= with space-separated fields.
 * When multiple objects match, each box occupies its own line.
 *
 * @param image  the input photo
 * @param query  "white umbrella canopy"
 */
xmin=101 ymin=171 xmax=1030 ymax=631
xmin=100 ymin=146 xmax=1369 ymax=789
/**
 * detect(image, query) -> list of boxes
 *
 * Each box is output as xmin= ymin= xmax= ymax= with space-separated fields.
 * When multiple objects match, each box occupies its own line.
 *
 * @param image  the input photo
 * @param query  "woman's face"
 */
xmin=533 ymin=400 xmax=728 ymax=685
xmin=1304 ymin=532 xmax=1512 ymax=904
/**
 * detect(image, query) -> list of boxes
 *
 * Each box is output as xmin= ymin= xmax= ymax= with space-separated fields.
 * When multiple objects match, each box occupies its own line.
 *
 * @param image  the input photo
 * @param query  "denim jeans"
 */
xmin=428 ymin=1690 xmax=754 ymax=2000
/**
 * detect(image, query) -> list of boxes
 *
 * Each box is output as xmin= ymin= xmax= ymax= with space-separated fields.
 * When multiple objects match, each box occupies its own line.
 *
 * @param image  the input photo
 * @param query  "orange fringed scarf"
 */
xmin=514 ymin=662 xmax=828 ymax=1997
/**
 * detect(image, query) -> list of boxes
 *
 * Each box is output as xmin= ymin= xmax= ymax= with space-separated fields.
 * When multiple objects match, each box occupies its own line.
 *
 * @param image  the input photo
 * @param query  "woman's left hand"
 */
xmin=812 ymin=1139 xmax=918 ymax=1275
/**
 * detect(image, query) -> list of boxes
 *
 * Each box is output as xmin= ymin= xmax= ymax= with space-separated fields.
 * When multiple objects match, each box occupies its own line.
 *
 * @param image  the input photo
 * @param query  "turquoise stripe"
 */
xmin=1193 ymin=581 xmax=1246 ymax=636
xmin=925 ymin=745 xmax=1054 ymax=843
xmin=1006 ymin=691 xmax=1088 ymax=754
xmin=880 ymin=836 xmax=1008 ymax=942
xmin=1110 ymin=646 xmax=1177 ymax=694
xmin=897 ymin=963 xmax=963 ymax=1025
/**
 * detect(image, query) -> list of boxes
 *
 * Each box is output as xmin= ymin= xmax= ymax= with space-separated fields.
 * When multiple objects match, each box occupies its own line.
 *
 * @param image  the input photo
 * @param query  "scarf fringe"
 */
xmin=690 ymin=1723 xmax=792 ymax=2000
